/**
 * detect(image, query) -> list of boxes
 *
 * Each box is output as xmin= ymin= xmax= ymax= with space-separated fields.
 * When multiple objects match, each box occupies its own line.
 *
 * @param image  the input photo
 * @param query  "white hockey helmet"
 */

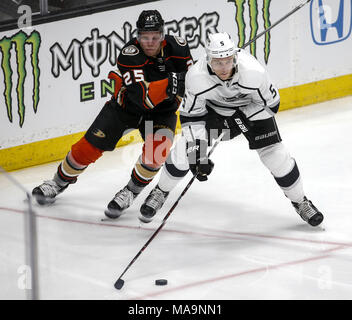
xmin=205 ymin=32 xmax=238 ymax=67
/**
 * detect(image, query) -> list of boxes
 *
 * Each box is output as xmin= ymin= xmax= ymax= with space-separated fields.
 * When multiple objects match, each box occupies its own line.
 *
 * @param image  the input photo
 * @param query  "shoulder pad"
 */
xmin=164 ymin=35 xmax=190 ymax=57
xmin=172 ymin=35 xmax=188 ymax=47
xmin=121 ymin=44 xmax=139 ymax=56
xmin=237 ymin=50 xmax=265 ymax=88
xmin=118 ymin=39 xmax=148 ymax=68
xmin=185 ymin=59 xmax=214 ymax=95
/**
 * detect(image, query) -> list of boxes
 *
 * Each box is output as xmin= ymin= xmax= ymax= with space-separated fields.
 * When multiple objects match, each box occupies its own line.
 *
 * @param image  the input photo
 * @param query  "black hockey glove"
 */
xmin=166 ymin=72 xmax=186 ymax=100
xmin=186 ymin=139 xmax=214 ymax=182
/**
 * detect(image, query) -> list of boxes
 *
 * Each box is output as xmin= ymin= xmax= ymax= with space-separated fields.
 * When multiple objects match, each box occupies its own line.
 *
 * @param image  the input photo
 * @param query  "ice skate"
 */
xmin=32 ymin=180 xmax=68 ymax=205
xmin=105 ymin=186 xmax=137 ymax=219
xmin=139 ymin=186 xmax=169 ymax=223
xmin=292 ymin=197 xmax=324 ymax=227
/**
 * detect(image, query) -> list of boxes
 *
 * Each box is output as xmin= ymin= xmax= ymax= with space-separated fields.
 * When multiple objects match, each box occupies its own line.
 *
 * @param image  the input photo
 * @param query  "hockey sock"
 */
xmin=257 ymin=143 xmax=305 ymax=203
xmin=128 ymin=155 xmax=161 ymax=194
xmin=127 ymin=131 xmax=174 ymax=194
xmin=56 ymin=137 xmax=103 ymax=185
xmin=56 ymin=151 xmax=87 ymax=185
xmin=158 ymin=137 xmax=190 ymax=192
xmin=273 ymin=160 xmax=305 ymax=203
xmin=158 ymin=161 xmax=189 ymax=192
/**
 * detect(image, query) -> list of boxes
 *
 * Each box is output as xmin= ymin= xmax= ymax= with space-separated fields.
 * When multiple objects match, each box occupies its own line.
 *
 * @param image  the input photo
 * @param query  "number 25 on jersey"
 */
xmin=123 ymin=70 xmax=145 ymax=85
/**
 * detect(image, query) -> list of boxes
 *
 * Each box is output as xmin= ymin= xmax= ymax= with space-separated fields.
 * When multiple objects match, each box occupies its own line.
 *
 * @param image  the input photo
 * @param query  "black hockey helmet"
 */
xmin=136 ymin=10 xmax=164 ymax=34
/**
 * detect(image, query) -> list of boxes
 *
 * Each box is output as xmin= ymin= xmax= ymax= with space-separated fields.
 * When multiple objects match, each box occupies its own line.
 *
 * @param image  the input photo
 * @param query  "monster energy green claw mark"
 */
xmin=229 ymin=0 xmax=246 ymax=48
xmin=13 ymin=32 xmax=28 ymax=126
xmin=0 ymin=30 xmax=41 ymax=127
xmin=228 ymin=0 xmax=271 ymax=63
xmin=263 ymin=0 xmax=271 ymax=64
xmin=27 ymin=32 xmax=41 ymax=113
xmin=0 ymin=37 xmax=13 ymax=122
xmin=249 ymin=0 xmax=259 ymax=57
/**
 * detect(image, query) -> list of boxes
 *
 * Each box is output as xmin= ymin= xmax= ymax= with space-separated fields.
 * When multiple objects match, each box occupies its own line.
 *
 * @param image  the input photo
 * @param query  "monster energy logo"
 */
xmin=0 ymin=30 xmax=41 ymax=127
xmin=228 ymin=0 xmax=272 ymax=63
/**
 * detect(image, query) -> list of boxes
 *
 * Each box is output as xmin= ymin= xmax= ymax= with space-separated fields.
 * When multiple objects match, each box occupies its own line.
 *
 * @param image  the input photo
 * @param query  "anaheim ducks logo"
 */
xmin=122 ymin=45 xmax=139 ymax=56
xmin=92 ymin=128 xmax=106 ymax=138
xmin=173 ymin=36 xmax=187 ymax=46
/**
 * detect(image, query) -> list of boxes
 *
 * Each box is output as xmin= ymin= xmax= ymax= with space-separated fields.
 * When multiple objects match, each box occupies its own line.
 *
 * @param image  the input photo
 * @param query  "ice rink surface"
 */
xmin=1 ymin=96 xmax=351 ymax=300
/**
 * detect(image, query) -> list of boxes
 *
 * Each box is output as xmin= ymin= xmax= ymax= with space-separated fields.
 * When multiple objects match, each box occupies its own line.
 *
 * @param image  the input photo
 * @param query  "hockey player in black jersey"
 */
xmin=139 ymin=32 xmax=324 ymax=227
xmin=32 ymin=10 xmax=193 ymax=219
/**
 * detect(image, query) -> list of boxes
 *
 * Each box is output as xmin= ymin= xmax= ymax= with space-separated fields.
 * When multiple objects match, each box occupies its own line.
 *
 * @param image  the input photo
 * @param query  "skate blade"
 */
xmin=33 ymin=195 xmax=56 ymax=206
xmin=138 ymin=214 xmax=153 ymax=224
xmin=104 ymin=209 xmax=123 ymax=220
xmin=308 ymin=213 xmax=324 ymax=227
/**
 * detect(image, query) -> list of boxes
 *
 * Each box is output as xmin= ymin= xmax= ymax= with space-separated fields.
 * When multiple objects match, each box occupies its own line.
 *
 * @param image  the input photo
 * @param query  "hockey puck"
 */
xmin=155 ymin=279 xmax=167 ymax=286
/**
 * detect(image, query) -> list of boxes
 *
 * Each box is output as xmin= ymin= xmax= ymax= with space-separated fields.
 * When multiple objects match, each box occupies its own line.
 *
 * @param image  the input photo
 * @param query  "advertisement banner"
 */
xmin=0 ymin=0 xmax=351 ymax=167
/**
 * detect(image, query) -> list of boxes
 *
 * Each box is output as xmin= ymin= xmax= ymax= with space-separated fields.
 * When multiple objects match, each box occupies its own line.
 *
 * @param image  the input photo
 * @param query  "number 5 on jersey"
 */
xmin=269 ymin=84 xmax=277 ymax=98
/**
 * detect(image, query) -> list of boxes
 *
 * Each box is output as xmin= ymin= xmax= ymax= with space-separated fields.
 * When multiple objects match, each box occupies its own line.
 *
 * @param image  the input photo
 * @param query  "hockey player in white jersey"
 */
xmin=139 ymin=32 xmax=324 ymax=226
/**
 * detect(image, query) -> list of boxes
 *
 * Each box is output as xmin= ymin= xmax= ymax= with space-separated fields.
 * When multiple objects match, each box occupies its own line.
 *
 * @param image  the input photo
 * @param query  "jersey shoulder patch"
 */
xmin=164 ymin=35 xmax=190 ymax=57
xmin=118 ymin=39 xmax=148 ymax=68
xmin=122 ymin=45 xmax=139 ymax=56
xmin=173 ymin=35 xmax=187 ymax=47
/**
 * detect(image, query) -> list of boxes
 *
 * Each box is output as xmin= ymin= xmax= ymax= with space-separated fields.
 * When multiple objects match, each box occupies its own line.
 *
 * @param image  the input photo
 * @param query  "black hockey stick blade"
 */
xmin=114 ymin=278 xmax=125 ymax=290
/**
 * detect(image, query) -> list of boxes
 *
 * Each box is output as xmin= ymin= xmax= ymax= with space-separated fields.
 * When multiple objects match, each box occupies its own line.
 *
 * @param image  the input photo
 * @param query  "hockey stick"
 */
xmin=241 ymin=0 xmax=312 ymax=49
xmin=114 ymin=133 xmax=225 ymax=290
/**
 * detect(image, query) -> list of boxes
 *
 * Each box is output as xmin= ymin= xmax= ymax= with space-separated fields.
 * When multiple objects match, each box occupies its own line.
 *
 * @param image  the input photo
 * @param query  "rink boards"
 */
xmin=0 ymin=0 xmax=351 ymax=171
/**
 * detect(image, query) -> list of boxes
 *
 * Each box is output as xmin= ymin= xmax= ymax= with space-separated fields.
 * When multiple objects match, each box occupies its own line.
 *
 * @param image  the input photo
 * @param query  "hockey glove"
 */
xmin=166 ymin=72 xmax=186 ymax=100
xmin=186 ymin=139 xmax=214 ymax=182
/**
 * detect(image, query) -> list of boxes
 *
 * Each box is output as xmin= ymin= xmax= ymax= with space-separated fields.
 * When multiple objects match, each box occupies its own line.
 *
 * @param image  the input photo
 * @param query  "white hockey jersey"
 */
xmin=179 ymin=49 xmax=280 ymax=141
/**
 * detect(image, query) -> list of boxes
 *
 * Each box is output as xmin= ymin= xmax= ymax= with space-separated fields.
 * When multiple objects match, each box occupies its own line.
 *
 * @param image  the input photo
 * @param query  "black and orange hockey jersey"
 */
xmin=108 ymin=35 xmax=193 ymax=115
